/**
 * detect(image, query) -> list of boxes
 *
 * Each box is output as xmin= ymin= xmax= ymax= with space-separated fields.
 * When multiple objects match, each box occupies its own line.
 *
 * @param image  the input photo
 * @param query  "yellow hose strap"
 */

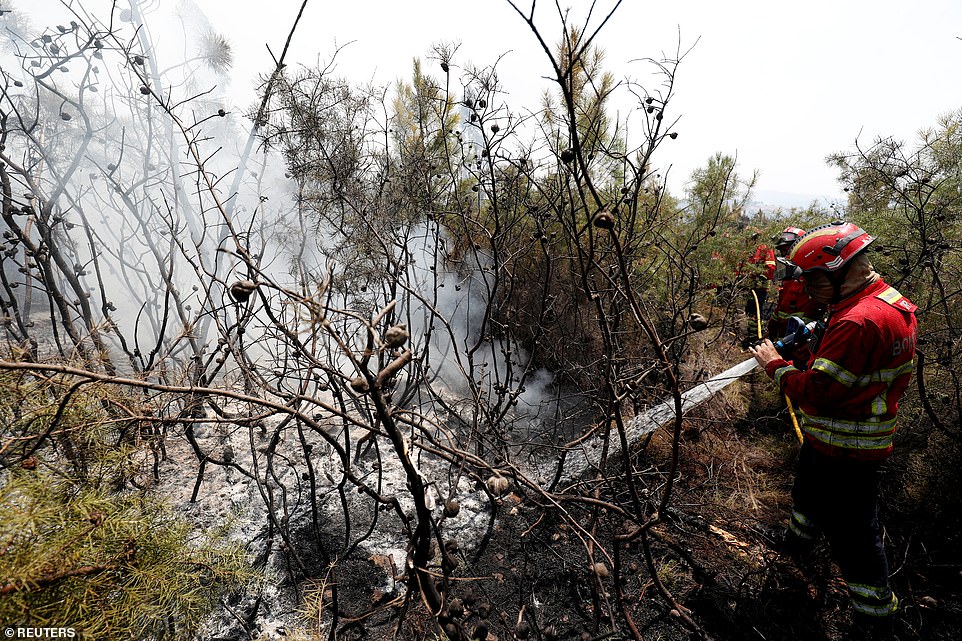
xmin=752 ymin=288 xmax=799 ymax=443
xmin=750 ymin=289 xmax=763 ymax=340
xmin=785 ymin=394 xmax=803 ymax=444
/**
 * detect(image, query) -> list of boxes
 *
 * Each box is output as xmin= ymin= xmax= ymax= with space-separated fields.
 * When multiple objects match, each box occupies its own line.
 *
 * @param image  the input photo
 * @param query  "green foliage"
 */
xmin=830 ymin=107 xmax=962 ymax=436
xmin=0 ymin=371 xmax=251 ymax=639
xmin=542 ymin=27 xmax=622 ymax=177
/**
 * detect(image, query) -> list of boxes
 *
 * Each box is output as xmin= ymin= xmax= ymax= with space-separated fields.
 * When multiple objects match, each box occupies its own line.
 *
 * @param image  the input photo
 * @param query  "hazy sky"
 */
xmin=199 ymin=0 xmax=962 ymax=207
xmin=20 ymin=0 xmax=962 ymax=207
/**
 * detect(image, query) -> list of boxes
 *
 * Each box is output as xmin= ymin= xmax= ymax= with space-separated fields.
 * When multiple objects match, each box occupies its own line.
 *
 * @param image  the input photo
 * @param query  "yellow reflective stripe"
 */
xmin=813 ymin=358 xmax=914 ymax=388
xmin=870 ymin=394 xmax=887 ymax=416
xmin=802 ymin=425 xmax=895 ymax=450
xmin=789 ymin=520 xmax=816 ymax=540
xmin=812 ymin=357 xmax=858 ymax=386
xmin=848 ymin=583 xmax=898 ymax=616
xmin=854 ymin=360 xmax=915 ymax=386
xmin=852 ymin=598 xmax=898 ymax=617
xmin=791 ymin=510 xmax=814 ymax=528
xmin=790 ymin=509 xmax=818 ymax=539
xmin=800 ymin=407 xmax=897 ymax=451
xmin=848 ymin=582 xmax=894 ymax=600
xmin=773 ymin=364 xmax=797 ymax=387
xmin=876 ymin=286 xmax=902 ymax=305
xmin=799 ymin=410 xmax=897 ymax=435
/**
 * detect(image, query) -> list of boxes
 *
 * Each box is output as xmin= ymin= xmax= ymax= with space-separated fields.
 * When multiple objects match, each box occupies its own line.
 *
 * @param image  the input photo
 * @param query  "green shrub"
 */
xmin=0 ymin=371 xmax=251 ymax=639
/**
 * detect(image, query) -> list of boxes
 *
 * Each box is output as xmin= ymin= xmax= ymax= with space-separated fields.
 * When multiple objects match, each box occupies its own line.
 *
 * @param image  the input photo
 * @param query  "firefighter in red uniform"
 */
xmin=745 ymin=236 xmax=777 ymax=316
xmin=738 ymin=232 xmax=777 ymax=345
xmin=768 ymin=226 xmax=823 ymax=341
xmin=749 ymin=221 xmax=916 ymax=639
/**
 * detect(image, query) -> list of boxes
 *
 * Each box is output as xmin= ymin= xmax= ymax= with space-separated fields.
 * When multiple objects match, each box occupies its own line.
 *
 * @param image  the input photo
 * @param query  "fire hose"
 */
xmin=562 ymin=291 xmax=806 ymax=480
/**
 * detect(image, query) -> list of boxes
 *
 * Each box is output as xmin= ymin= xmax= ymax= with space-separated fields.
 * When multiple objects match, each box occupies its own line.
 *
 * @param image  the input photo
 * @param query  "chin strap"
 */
xmin=826 ymin=262 xmax=854 ymax=304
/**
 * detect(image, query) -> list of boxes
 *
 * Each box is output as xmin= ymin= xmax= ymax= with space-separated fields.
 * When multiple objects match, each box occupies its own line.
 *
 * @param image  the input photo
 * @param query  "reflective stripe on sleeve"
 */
xmin=853 ymin=360 xmax=915 ymax=386
xmin=773 ymin=364 xmax=797 ymax=388
xmin=811 ymin=357 xmax=858 ymax=386
xmin=812 ymin=358 xmax=914 ymax=388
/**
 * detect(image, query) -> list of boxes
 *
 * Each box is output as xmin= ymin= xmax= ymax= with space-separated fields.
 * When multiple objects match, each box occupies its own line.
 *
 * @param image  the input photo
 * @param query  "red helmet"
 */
xmin=773 ymin=226 xmax=806 ymax=249
xmin=787 ymin=221 xmax=873 ymax=273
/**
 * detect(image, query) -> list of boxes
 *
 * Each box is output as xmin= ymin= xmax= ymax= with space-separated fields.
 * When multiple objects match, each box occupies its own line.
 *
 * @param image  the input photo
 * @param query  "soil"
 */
xmin=161 ymin=365 xmax=961 ymax=641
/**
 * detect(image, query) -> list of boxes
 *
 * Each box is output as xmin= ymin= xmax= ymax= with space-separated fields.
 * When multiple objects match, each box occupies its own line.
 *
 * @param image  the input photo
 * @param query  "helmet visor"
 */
xmin=775 ymin=256 xmax=802 ymax=281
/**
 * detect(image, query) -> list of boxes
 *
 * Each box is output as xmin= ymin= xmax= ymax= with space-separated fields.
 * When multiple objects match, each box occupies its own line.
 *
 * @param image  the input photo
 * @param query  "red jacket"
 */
xmin=744 ymin=244 xmax=776 ymax=281
xmin=765 ymin=279 xmax=917 ymax=460
xmin=768 ymin=279 xmax=823 ymax=339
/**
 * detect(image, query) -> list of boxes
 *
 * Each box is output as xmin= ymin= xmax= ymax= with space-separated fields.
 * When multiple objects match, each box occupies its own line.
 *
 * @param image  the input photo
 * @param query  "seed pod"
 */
xmin=593 ymin=211 xmax=615 ymax=230
xmin=350 ymin=376 xmax=369 ymax=393
xmin=688 ymin=313 xmax=709 ymax=331
xmin=229 ymin=279 xmax=257 ymax=302
xmin=490 ymin=123 xmax=499 ymax=134
xmin=447 ymin=597 xmax=464 ymax=618
xmin=560 ymin=148 xmax=575 ymax=164
xmin=592 ymin=562 xmax=609 ymax=578
xmin=486 ymin=474 xmax=509 ymax=497
xmin=383 ymin=324 xmax=410 ymax=348
xmin=443 ymin=499 xmax=461 ymax=518
xmin=440 ymin=61 xmax=449 ymax=73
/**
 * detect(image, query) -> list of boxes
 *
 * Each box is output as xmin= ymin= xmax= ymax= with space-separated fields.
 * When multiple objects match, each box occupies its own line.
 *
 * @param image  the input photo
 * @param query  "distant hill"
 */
xmin=751 ymin=189 xmax=846 ymax=211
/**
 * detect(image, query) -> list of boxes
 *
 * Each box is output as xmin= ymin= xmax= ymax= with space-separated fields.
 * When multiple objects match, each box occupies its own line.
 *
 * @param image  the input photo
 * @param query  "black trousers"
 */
xmin=789 ymin=442 xmax=898 ymax=618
